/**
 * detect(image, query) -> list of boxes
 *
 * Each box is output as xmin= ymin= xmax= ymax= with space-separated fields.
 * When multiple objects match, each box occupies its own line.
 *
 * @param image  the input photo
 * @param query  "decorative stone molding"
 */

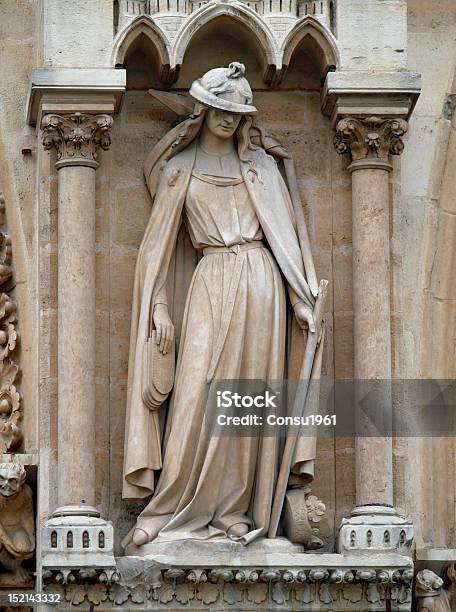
xmin=41 ymin=113 xmax=114 ymax=169
xmin=170 ymin=3 xmax=282 ymax=84
xmin=43 ymin=568 xmax=119 ymax=606
xmin=111 ymin=7 xmax=338 ymax=85
xmin=0 ymin=463 xmax=35 ymax=587
xmin=43 ymin=560 xmax=413 ymax=609
xmin=117 ymin=0 xmax=336 ymax=30
xmin=0 ymin=194 xmax=22 ymax=453
xmin=334 ymin=116 xmax=408 ymax=161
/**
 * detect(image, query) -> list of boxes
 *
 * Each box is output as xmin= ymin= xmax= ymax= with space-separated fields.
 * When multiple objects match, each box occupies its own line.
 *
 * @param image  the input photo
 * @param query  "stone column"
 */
xmin=41 ymin=112 xmax=113 ymax=512
xmin=334 ymin=117 xmax=413 ymax=553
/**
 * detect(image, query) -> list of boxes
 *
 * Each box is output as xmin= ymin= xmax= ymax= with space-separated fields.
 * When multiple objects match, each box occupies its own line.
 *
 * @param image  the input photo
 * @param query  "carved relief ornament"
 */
xmin=334 ymin=117 xmax=408 ymax=161
xmin=43 ymin=565 xmax=413 ymax=608
xmin=0 ymin=194 xmax=22 ymax=453
xmin=41 ymin=113 xmax=113 ymax=168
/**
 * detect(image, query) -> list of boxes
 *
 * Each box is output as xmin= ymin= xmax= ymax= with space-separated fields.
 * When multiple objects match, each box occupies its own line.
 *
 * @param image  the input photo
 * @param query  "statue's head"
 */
xmin=0 ymin=463 xmax=26 ymax=497
xmin=190 ymin=62 xmax=257 ymax=116
xmin=189 ymin=62 xmax=256 ymax=140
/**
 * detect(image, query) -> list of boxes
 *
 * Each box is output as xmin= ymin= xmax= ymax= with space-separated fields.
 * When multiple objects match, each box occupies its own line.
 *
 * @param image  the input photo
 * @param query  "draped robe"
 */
xmin=122 ymin=138 xmax=319 ymax=541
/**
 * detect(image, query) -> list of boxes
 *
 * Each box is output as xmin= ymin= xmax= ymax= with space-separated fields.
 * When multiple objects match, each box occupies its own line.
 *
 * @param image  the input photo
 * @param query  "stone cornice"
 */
xmin=41 ymin=113 xmax=114 ymax=169
xmin=26 ymin=68 xmax=126 ymax=127
xmin=42 ymin=555 xmax=414 ymax=609
xmin=322 ymin=70 xmax=421 ymax=127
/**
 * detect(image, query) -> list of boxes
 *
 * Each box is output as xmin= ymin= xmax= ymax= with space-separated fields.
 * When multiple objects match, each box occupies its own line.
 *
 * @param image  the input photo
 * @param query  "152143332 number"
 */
xmin=8 ymin=592 xmax=63 ymax=603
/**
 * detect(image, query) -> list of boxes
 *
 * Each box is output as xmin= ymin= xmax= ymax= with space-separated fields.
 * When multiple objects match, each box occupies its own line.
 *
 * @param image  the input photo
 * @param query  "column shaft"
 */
xmin=57 ymin=165 xmax=96 ymax=507
xmin=350 ymin=163 xmax=393 ymax=508
xmin=42 ymin=112 xmax=112 ymax=513
xmin=334 ymin=117 xmax=413 ymax=553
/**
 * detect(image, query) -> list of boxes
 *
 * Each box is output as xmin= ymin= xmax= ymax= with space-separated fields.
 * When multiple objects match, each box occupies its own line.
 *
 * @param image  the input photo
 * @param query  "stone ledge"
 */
xmin=26 ymin=68 xmax=127 ymax=127
xmin=121 ymin=540 xmax=413 ymax=570
xmin=416 ymin=549 xmax=456 ymax=561
xmin=0 ymin=453 xmax=38 ymax=465
xmin=415 ymin=549 xmax=456 ymax=575
xmin=42 ymin=548 xmax=414 ymax=610
xmin=321 ymin=70 xmax=422 ymax=125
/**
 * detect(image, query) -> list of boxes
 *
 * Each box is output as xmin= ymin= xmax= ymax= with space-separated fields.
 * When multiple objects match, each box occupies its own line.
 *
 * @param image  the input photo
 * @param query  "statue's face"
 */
xmin=205 ymin=108 xmax=242 ymax=139
xmin=0 ymin=464 xmax=25 ymax=497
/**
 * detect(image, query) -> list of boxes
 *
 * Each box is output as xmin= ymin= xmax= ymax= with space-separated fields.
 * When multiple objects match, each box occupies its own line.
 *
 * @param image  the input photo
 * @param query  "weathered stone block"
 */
xmin=113 ymin=186 xmax=151 ymax=248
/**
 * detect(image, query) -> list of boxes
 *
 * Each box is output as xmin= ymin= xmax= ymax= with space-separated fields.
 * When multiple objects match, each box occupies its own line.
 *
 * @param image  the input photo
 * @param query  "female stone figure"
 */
xmin=122 ymin=62 xmax=324 ymax=547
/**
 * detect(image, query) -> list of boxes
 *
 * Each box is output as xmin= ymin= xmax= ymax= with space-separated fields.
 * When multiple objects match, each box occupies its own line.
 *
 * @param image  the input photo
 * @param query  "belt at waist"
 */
xmin=203 ymin=239 xmax=263 ymax=381
xmin=203 ymin=240 xmax=264 ymax=256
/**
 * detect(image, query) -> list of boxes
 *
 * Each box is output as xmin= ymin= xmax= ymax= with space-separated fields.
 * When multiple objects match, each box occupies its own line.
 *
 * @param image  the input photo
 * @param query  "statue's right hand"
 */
xmin=153 ymin=304 xmax=174 ymax=355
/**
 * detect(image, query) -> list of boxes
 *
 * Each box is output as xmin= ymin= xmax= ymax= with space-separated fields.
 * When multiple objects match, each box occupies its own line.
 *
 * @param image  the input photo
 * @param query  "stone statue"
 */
xmin=0 ymin=463 xmax=34 ymax=585
xmin=122 ymin=62 xmax=326 ymax=549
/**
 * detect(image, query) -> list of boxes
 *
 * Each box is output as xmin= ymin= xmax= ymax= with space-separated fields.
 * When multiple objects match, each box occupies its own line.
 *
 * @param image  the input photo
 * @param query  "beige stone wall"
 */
xmin=393 ymin=0 xmax=456 ymax=550
xmin=42 ymin=0 xmax=114 ymax=67
xmin=337 ymin=0 xmax=407 ymax=70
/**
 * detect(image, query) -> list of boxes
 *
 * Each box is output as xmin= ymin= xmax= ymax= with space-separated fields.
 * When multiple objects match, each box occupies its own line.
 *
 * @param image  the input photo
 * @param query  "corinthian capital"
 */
xmin=334 ymin=117 xmax=408 ymax=161
xmin=41 ymin=113 xmax=113 ymax=169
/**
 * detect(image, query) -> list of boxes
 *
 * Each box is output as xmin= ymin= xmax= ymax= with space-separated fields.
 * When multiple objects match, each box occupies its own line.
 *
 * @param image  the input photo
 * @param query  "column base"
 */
xmin=42 ymin=503 xmax=117 ymax=582
xmin=338 ymin=505 xmax=414 ymax=554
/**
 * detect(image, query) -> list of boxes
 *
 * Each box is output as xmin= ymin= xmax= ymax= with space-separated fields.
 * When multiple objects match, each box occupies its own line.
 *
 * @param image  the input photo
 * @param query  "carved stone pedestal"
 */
xmin=42 ymin=504 xmax=117 ymax=596
xmin=338 ymin=505 xmax=414 ymax=554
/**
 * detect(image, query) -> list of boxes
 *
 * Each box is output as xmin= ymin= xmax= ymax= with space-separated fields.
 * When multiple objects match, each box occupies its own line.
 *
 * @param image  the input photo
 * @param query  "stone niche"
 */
xmin=104 ymin=11 xmax=348 ymax=555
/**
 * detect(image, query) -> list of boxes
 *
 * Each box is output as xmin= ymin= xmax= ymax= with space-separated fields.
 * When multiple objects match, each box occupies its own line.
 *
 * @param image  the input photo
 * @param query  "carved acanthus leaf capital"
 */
xmin=41 ymin=113 xmax=114 ymax=168
xmin=334 ymin=117 xmax=408 ymax=161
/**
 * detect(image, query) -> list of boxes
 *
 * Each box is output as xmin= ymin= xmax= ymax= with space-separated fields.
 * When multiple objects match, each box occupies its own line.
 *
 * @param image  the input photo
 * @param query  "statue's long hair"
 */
xmin=144 ymin=103 xmax=260 ymax=199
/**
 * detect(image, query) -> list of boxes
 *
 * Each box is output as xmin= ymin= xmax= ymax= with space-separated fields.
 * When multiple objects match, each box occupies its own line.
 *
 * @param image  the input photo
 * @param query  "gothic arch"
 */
xmin=172 ymin=3 xmax=281 ymax=84
xmin=111 ymin=15 xmax=173 ymax=84
xmin=280 ymin=15 xmax=339 ymax=78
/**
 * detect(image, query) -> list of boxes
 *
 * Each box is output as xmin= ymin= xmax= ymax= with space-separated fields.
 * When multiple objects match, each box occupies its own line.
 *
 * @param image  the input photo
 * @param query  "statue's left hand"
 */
xmin=293 ymin=302 xmax=315 ymax=333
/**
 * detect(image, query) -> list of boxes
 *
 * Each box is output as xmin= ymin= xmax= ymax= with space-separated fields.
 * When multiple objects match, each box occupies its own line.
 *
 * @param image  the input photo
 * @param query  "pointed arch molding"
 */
xmin=280 ymin=16 xmax=339 ymax=76
xmin=112 ymin=16 xmax=173 ymax=84
xmin=172 ymin=3 xmax=281 ymax=84
xmin=111 ymin=5 xmax=339 ymax=86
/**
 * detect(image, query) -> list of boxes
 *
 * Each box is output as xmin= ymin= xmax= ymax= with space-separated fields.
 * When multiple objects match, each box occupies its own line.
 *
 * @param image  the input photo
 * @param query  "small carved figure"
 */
xmin=0 ymin=463 xmax=34 ymax=585
xmin=415 ymin=569 xmax=451 ymax=612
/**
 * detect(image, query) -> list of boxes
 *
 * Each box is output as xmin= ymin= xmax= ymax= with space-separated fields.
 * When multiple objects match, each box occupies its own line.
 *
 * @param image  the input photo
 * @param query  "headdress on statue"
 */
xmin=189 ymin=61 xmax=257 ymax=115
